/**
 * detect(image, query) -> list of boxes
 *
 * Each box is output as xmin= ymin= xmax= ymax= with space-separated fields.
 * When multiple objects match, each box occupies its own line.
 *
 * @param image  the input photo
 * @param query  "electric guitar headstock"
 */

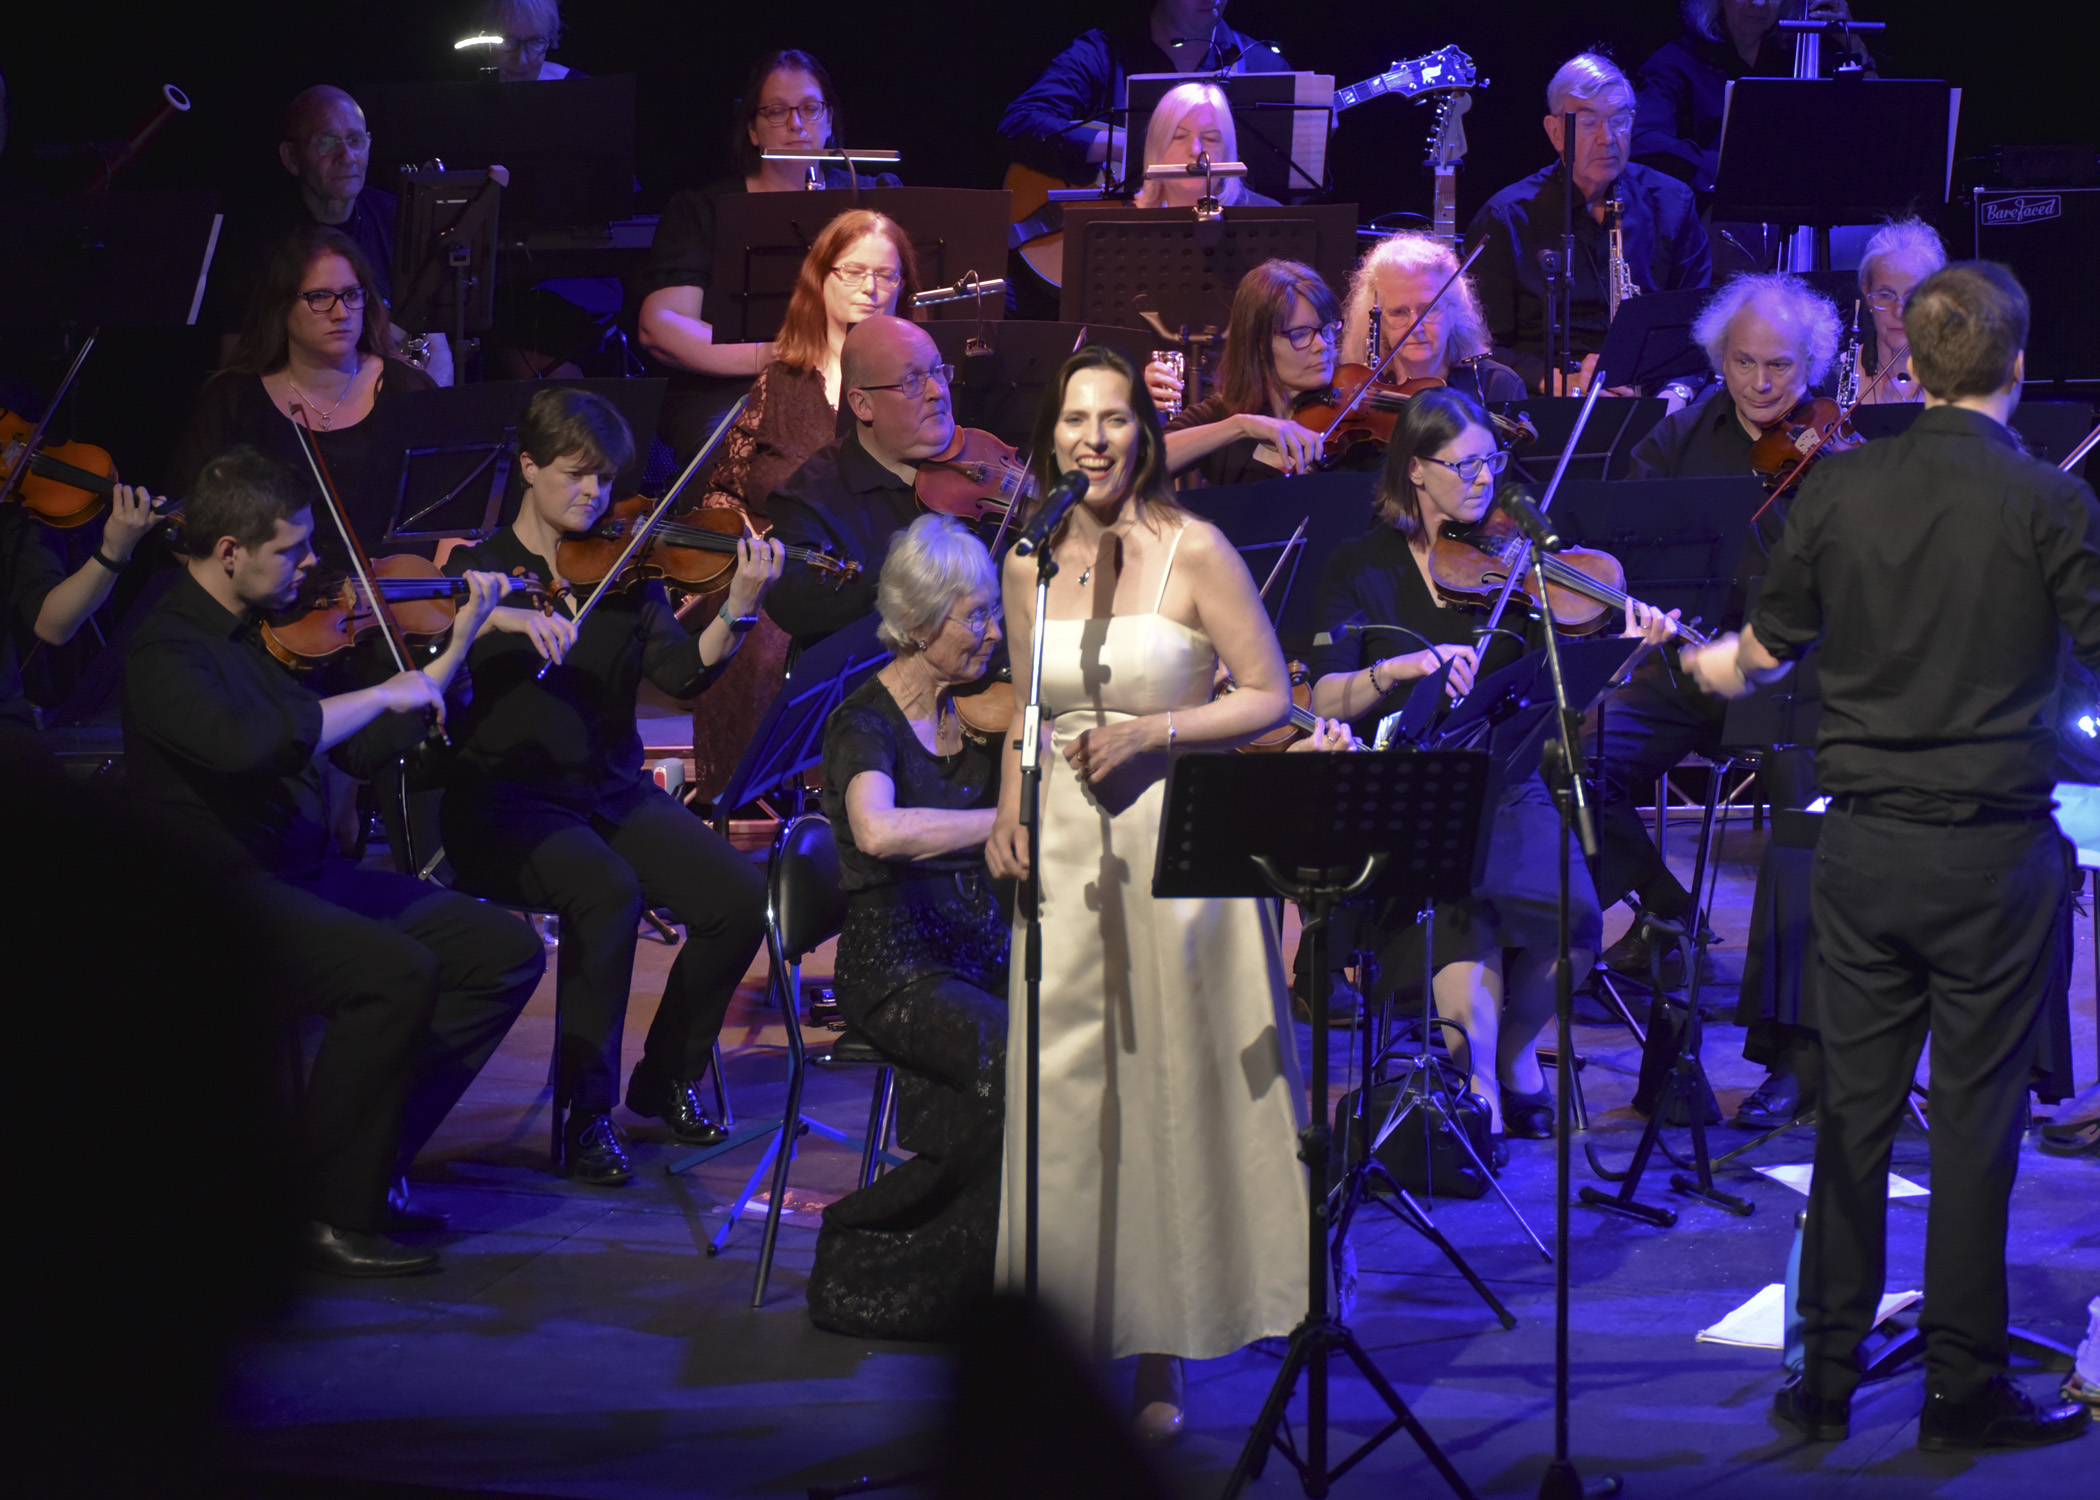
xmin=1332 ymin=46 xmax=1482 ymax=115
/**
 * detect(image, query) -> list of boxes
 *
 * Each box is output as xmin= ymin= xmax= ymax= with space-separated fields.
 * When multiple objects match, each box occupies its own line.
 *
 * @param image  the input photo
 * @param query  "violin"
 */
xmin=954 ymin=660 xmax=1014 ymax=743
xmin=1428 ymin=504 xmax=1712 ymax=646
xmin=0 ymin=410 xmax=127 ymax=528
xmin=914 ymin=427 xmax=1035 ymax=523
xmin=1748 ymin=396 xmax=1865 ymax=497
xmin=556 ymin=498 xmax=860 ymax=593
xmin=262 ymin=555 xmax=552 ymax=670
xmin=1240 ymin=660 xmax=1318 ymax=751
xmin=1289 ymin=366 xmax=1540 ymax=468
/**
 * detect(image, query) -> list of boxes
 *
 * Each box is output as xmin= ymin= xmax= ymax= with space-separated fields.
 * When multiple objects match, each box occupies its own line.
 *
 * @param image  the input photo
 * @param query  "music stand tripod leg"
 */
xmin=1664 ymin=926 xmax=1754 ymax=1215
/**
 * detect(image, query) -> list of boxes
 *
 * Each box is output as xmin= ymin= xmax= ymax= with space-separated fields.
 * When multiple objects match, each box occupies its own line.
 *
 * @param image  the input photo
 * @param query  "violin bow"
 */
xmin=538 ymin=392 xmax=750 ymax=680
xmin=1479 ymin=372 xmax=1609 ymax=636
xmin=1315 ymin=240 xmax=1486 ymax=447
xmin=1256 ymin=515 xmax=1310 ymax=603
xmin=2062 ymin=420 xmax=2100 ymax=475
xmin=288 ymin=407 xmax=419 ymax=679
xmin=0 ymin=331 xmax=98 ymax=509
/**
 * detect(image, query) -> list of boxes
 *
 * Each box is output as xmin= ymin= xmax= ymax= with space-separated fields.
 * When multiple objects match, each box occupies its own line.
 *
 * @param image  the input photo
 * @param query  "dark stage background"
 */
xmin=2 ymin=0 xmax=2088 ymax=482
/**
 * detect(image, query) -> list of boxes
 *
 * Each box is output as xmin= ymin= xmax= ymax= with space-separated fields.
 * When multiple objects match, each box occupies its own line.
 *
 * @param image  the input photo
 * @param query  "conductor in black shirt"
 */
xmin=764 ymin=315 xmax=959 ymax=655
xmin=442 ymin=388 xmax=780 ymax=1186
xmin=1465 ymin=53 xmax=1710 ymax=396
xmin=1686 ymin=263 xmax=2097 ymax=1452
xmin=123 ymin=448 xmax=542 ymax=1276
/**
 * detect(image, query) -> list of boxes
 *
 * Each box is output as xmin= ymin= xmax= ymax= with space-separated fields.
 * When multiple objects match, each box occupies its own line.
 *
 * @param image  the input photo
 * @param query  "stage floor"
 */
xmin=224 ymin=816 xmax=2100 ymax=1498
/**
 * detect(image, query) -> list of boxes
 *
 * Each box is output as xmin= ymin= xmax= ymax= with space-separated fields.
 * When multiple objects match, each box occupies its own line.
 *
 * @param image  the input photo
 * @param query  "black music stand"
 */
xmin=0 ymin=188 xmax=224 ymax=333
xmin=713 ymin=615 xmax=888 ymax=821
xmin=1713 ymin=78 xmax=1958 ymax=268
xmin=371 ymin=378 xmax=664 ymax=544
xmin=357 ymin=75 xmax=637 ymax=231
xmin=1491 ymin=398 xmax=1668 ymax=487
xmin=1595 ymin=290 xmax=1708 ymax=393
xmin=1550 ymin=476 xmax=1766 ymax=639
xmin=1059 ymin=203 xmax=1357 ymax=333
xmin=1179 ymin=470 xmax=1378 ymax=651
xmin=709 ymin=188 xmax=1010 ymax=343
xmin=1155 ymin=751 xmax=1490 ymax=1500
xmin=923 ymin=320 xmax=1156 ymax=447
xmin=1852 ymin=399 xmax=2099 ymax=470
xmin=394 ymin=169 xmax=502 ymax=356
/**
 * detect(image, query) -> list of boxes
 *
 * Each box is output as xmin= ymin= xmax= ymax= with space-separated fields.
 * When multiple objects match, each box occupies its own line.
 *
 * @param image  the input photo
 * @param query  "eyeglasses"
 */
xmin=304 ymin=130 xmax=371 ymax=156
xmin=1277 ymin=319 xmax=1343 ymax=353
xmin=296 ymin=286 xmax=367 ymax=313
xmin=944 ymin=605 xmax=997 ymax=638
xmin=1424 ymin=450 xmax=1509 ymax=483
xmin=1865 ymin=288 xmax=1914 ymax=313
xmin=831 ymin=264 xmax=904 ymax=291
xmin=859 ymin=364 xmax=954 ymax=400
xmin=1572 ymin=110 xmax=1635 ymax=136
xmin=756 ymin=101 xmax=832 ymax=125
xmin=501 ymin=33 xmax=550 ymax=52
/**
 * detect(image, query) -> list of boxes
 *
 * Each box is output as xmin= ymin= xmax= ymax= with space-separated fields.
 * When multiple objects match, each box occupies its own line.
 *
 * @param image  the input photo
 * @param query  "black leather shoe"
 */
xmin=1771 ymin=1376 xmax=1850 ymax=1441
xmin=1502 ymin=1085 xmax=1555 ymax=1140
xmin=1733 ymin=1069 xmax=1804 ymax=1130
xmin=1917 ymin=1374 xmax=2092 ymax=1451
xmin=562 ymin=1111 xmax=634 ymax=1186
xmin=301 ymin=1221 xmax=440 ymax=1278
xmin=386 ymin=1177 xmax=450 ymax=1231
xmin=625 ymin=1074 xmax=728 ymax=1148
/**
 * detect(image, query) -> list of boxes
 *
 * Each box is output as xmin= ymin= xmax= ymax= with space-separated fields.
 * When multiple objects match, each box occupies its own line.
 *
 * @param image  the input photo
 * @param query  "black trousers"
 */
xmin=253 ymin=863 xmax=545 ymax=1231
xmin=1800 ymin=809 xmax=2068 ymax=1404
xmin=446 ymin=784 xmax=768 ymax=1115
xmin=1589 ymin=664 xmax=1728 ymax=913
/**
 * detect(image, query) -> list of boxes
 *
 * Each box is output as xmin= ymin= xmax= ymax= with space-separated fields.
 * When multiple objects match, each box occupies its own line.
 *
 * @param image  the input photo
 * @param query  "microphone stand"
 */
xmin=1014 ymin=531 xmax=1059 ymax=1298
xmin=1525 ymin=533 xmax=1620 ymax=1500
xmin=1554 ymin=111 xmax=1578 ymax=396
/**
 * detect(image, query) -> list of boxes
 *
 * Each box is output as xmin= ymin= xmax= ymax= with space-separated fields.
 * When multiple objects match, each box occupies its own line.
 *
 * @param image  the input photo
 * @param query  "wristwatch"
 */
xmin=718 ymin=610 xmax=761 ymax=634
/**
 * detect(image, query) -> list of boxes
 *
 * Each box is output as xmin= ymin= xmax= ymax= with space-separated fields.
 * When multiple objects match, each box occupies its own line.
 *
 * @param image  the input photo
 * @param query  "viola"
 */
xmin=1749 ymin=396 xmax=1865 ymax=497
xmin=261 ymin=555 xmax=552 ymax=670
xmin=914 ymin=427 xmax=1035 ymax=523
xmin=1428 ymin=504 xmax=1712 ymax=646
xmin=556 ymin=498 xmax=860 ymax=593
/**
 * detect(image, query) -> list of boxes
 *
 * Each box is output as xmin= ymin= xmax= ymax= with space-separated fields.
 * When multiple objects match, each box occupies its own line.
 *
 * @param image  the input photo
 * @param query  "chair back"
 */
xmin=769 ymin=813 xmax=848 ymax=966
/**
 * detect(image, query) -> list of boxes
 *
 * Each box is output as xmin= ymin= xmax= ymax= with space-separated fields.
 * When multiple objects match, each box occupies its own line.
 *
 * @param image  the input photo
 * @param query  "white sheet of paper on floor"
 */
xmin=1696 ymin=1282 xmax=1923 ymax=1348
xmin=1753 ymin=1162 xmax=1929 ymax=1199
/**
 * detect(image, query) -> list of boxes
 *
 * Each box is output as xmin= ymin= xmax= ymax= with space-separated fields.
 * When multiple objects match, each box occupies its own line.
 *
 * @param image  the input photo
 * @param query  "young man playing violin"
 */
xmin=123 ymin=446 xmax=543 ymax=1277
xmin=1596 ymin=274 xmax=1843 ymax=1121
xmin=764 ymin=315 xmax=961 ymax=656
xmin=440 ymin=387 xmax=783 ymax=1185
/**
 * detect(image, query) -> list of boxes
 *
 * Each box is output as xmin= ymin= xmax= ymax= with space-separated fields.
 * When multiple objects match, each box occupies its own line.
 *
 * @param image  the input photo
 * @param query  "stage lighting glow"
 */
xmin=454 ymin=34 xmax=503 ymax=50
xmin=2076 ymin=713 xmax=2098 ymax=738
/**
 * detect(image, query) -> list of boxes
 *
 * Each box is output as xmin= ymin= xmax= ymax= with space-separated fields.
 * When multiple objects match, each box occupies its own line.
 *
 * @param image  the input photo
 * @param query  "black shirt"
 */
xmin=443 ymin=526 xmax=722 ymax=807
xmin=1310 ymin=523 xmax=1530 ymax=742
xmin=1465 ymin=162 xmax=1711 ymax=394
xmin=121 ymin=569 xmax=412 ymax=877
xmin=1629 ymin=383 xmax=1754 ymax=480
xmin=997 ymin=22 xmax=1290 ymax=184
xmin=1750 ymin=405 xmax=2100 ymax=822
xmin=821 ymin=675 xmax=997 ymax=894
xmin=201 ymin=183 xmax=398 ymax=340
xmin=763 ymin=426 xmax=922 ymax=652
xmin=168 ymin=360 xmax=438 ymax=566
xmin=0 ymin=505 xmax=65 ymax=728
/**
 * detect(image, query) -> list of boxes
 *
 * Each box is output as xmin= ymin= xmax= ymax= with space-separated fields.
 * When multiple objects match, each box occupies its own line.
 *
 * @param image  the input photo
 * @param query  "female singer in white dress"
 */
xmin=985 ymin=346 xmax=1310 ymax=1445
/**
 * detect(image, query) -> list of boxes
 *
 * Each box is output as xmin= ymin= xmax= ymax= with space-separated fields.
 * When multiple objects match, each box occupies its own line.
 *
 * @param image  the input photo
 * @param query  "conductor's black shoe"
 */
xmin=1917 ymin=1375 xmax=2092 ymax=1451
xmin=1732 ymin=1070 xmax=1803 ymax=1130
xmin=301 ymin=1221 xmax=440 ymax=1278
xmin=627 ymin=1074 xmax=728 ymax=1148
xmin=386 ymin=1177 xmax=450 ymax=1231
xmin=561 ymin=1111 xmax=634 ymax=1186
xmin=1771 ymin=1377 xmax=1850 ymax=1442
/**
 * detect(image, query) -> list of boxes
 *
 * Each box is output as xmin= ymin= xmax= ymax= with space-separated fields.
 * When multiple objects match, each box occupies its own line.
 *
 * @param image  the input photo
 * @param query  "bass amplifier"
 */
xmin=1973 ymin=188 xmax=2100 ymax=385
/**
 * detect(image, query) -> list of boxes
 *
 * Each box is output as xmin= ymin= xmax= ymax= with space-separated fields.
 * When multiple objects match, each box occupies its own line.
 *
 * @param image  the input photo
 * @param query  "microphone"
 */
xmin=1498 ymin=486 xmax=1563 ymax=552
xmin=1009 ymin=469 xmax=1091 ymax=557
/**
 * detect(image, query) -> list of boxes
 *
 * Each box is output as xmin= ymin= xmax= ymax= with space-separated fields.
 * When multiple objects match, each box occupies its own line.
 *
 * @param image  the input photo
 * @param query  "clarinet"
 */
xmin=1606 ymin=188 xmax=1638 ymax=322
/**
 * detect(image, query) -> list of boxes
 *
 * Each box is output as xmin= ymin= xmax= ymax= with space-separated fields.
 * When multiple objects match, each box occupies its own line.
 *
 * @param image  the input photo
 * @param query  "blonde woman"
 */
xmin=1132 ymin=81 xmax=1276 ymax=209
xmin=1342 ymin=230 xmax=1527 ymax=403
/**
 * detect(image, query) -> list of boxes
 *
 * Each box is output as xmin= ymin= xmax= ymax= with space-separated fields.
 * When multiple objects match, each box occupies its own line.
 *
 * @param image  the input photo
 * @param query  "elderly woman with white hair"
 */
xmin=809 ymin=512 xmax=1010 ymax=1342
xmin=1132 ymin=81 xmax=1277 ymax=211
xmin=1849 ymin=217 xmax=1947 ymax=405
xmin=1466 ymin=51 xmax=1710 ymax=394
xmin=1342 ymin=230 xmax=1528 ymax=402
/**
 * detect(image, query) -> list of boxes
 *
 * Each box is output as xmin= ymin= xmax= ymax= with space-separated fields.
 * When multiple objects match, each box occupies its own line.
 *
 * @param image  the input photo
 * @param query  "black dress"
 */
xmin=807 ymin=676 xmax=1008 ymax=1342
xmin=1310 ymin=523 xmax=1604 ymax=979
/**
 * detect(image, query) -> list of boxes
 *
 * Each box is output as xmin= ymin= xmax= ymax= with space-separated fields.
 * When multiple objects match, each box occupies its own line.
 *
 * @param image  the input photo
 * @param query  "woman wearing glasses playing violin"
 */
xmin=171 ymin=224 xmax=435 ymax=562
xmin=1148 ymin=259 xmax=1344 ymax=485
xmin=635 ymin=50 xmax=902 ymax=464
